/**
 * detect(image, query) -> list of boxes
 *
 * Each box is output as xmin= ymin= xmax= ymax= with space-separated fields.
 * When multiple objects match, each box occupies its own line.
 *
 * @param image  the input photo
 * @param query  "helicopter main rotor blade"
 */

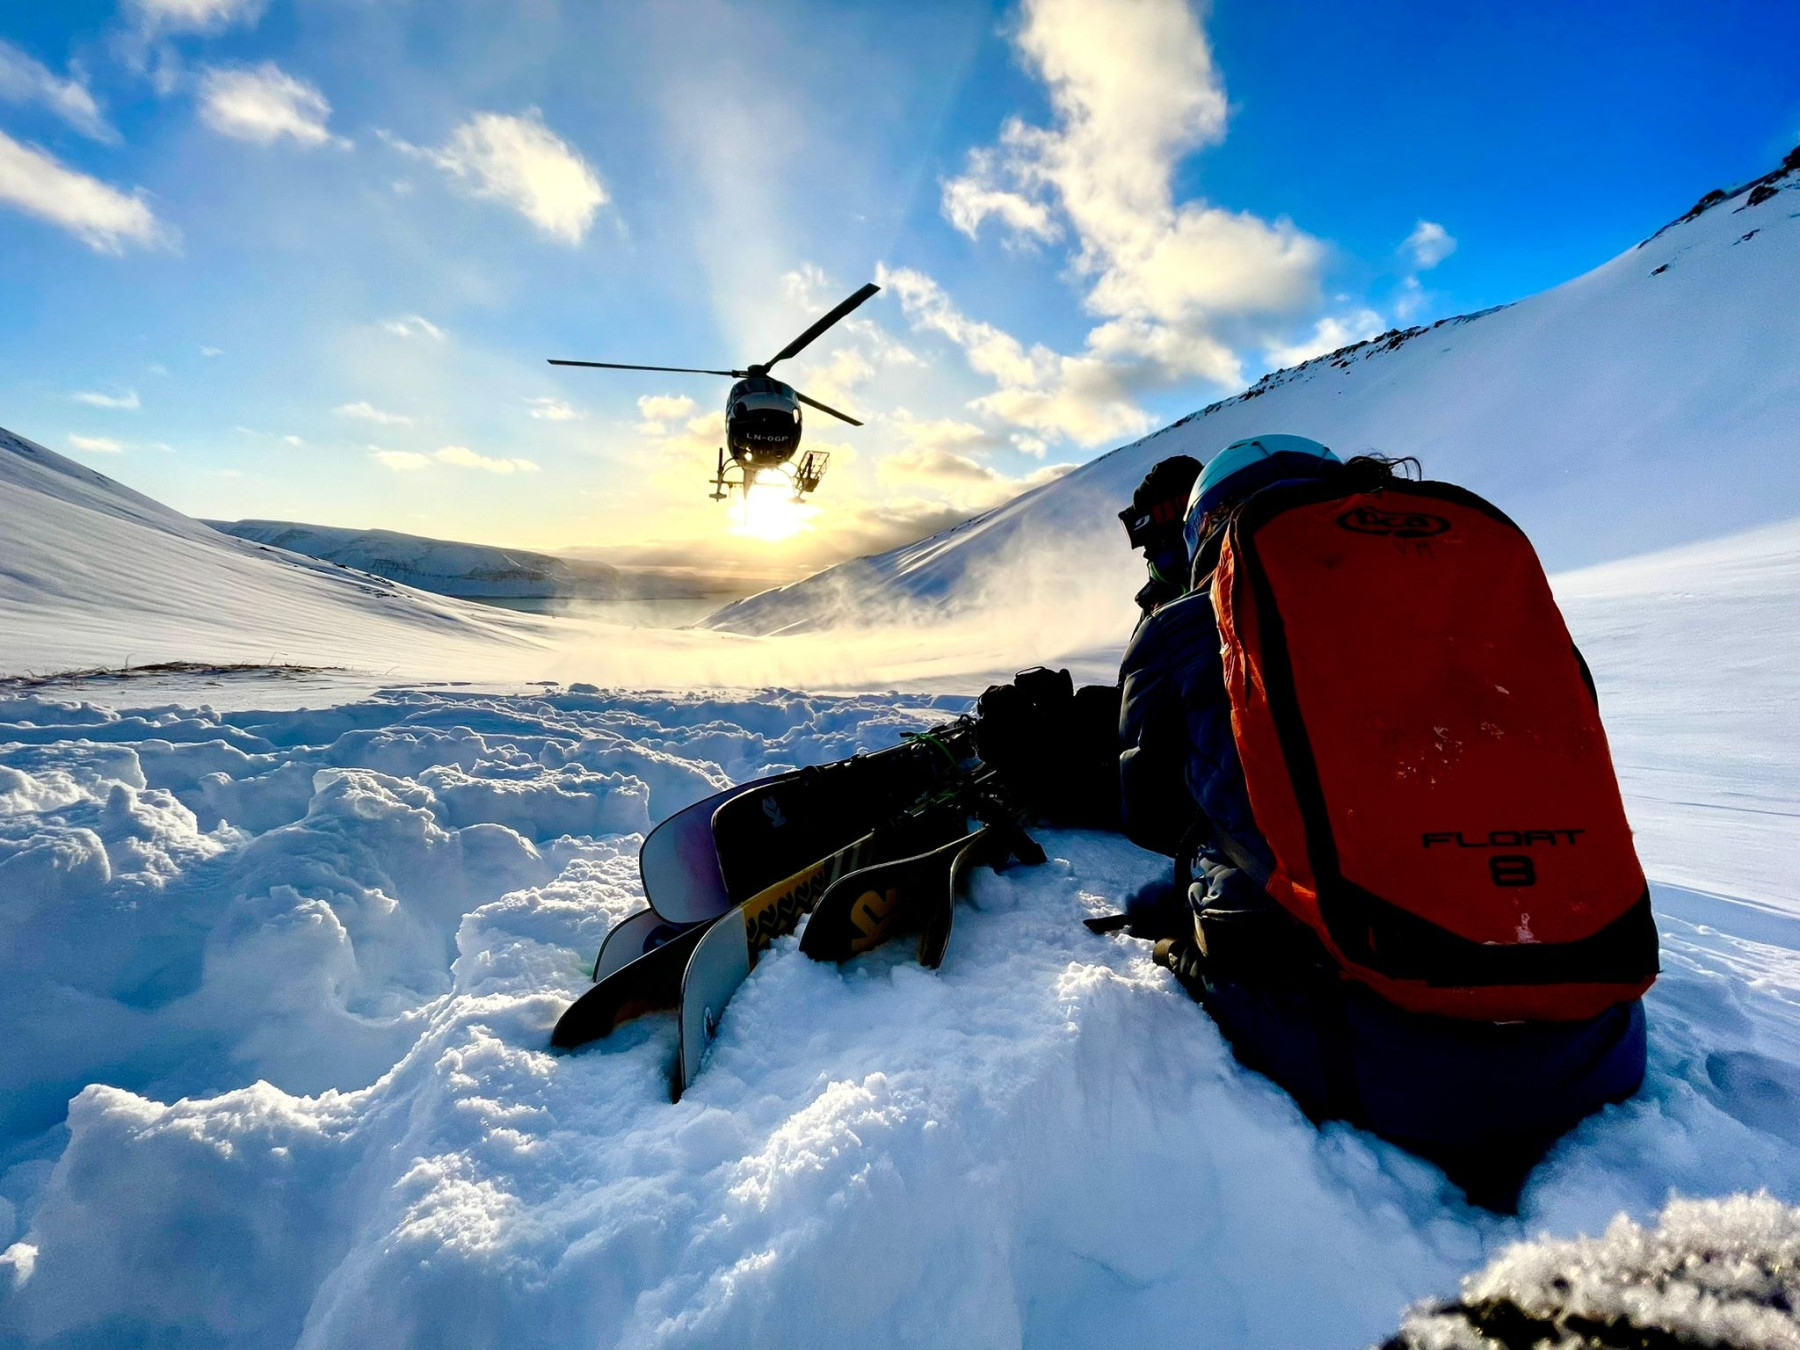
xmin=793 ymin=389 xmax=863 ymax=427
xmin=763 ymin=282 xmax=880 ymax=370
xmin=548 ymin=360 xmax=744 ymax=376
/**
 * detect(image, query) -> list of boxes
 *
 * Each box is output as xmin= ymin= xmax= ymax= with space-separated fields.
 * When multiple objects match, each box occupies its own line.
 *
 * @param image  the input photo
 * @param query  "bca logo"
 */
xmin=1336 ymin=505 xmax=1451 ymax=538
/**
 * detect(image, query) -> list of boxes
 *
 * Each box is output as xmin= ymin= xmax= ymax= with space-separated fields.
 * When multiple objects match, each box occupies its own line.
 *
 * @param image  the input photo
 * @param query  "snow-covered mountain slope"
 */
xmin=711 ymin=147 xmax=1800 ymax=640
xmin=0 ymin=428 xmax=553 ymax=678
xmin=208 ymin=518 xmax=677 ymax=601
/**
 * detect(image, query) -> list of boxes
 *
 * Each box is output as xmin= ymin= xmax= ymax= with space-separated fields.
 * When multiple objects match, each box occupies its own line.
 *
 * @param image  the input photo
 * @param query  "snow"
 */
xmin=2 ymin=653 xmax=1797 ymax=1347
xmin=3 ymin=156 xmax=1799 ymax=1348
xmin=1390 ymin=1193 xmax=1800 ymax=1348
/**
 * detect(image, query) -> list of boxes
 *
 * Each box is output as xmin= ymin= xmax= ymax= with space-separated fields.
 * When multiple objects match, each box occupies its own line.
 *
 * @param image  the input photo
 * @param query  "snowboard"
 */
xmin=555 ymin=814 xmax=952 ymax=1059
xmin=639 ymin=774 xmax=785 ymax=924
xmin=711 ymin=723 xmax=976 ymax=904
xmin=552 ymin=721 xmax=982 ymax=1070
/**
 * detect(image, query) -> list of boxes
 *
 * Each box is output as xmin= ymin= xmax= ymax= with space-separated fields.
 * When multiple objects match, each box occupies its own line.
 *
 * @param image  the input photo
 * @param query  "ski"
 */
xmin=672 ymin=803 xmax=978 ymax=1096
xmin=592 ymin=907 xmax=694 ymax=981
xmin=800 ymin=818 xmax=1044 ymax=968
xmin=550 ymin=919 xmax=712 ymax=1050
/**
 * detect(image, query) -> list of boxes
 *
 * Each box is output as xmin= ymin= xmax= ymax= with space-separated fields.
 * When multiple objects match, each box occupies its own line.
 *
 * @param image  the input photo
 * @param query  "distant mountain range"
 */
xmin=206 ymin=520 xmax=707 ymax=601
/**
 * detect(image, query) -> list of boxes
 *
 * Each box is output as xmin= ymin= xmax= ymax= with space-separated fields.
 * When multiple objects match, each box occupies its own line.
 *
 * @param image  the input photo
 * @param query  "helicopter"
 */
xmin=549 ymin=282 xmax=879 ymax=502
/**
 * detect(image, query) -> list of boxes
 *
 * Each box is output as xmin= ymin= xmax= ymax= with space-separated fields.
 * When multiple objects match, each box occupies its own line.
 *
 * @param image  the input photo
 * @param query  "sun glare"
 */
xmin=731 ymin=481 xmax=817 ymax=543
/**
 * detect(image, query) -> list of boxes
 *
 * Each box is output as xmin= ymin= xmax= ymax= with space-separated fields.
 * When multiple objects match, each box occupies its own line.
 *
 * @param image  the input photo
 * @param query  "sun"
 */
xmin=730 ymin=480 xmax=817 ymax=543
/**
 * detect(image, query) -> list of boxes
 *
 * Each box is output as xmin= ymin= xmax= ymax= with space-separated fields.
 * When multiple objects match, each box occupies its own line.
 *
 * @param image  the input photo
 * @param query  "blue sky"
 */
xmin=1 ymin=0 xmax=1795 ymax=575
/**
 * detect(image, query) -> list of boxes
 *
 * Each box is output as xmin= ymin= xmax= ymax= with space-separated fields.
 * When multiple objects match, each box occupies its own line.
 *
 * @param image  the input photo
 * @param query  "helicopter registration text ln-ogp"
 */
xmin=549 ymin=282 xmax=879 ymax=502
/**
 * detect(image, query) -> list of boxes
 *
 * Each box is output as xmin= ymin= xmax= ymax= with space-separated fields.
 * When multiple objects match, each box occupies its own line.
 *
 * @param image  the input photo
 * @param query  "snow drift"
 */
xmin=710 ymin=148 xmax=1800 ymax=642
xmin=1 ymin=675 xmax=1796 ymax=1349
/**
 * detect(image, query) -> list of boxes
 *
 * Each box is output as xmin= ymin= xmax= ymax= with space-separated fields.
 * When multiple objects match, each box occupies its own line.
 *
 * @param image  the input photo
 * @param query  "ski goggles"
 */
xmin=1118 ymin=497 xmax=1186 ymax=550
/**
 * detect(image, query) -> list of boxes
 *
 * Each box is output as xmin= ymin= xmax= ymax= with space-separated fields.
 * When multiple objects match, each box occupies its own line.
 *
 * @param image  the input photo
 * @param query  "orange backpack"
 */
xmin=1211 ymin=477 xmax=1658 ymax=1022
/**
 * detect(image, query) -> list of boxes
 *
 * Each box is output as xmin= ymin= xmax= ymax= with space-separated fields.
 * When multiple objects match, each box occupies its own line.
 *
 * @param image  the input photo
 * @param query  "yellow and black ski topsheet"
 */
xmin=554 ymin=818 xmax=937 ymax=1059
xmin=674 ymin=827 xmax=895 ymax=1096
xmin=550 ymin=919 xmax=710 ymax=1050
xmin=801 ymin=820 xmax=1047 ymax=969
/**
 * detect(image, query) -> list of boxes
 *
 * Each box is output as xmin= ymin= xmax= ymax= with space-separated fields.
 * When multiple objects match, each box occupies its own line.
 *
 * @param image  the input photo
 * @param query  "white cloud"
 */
xmin=434 ymin=445 xmax=539 ymax=474
xmin=876 ymin=445 xmax=1077 ymax=509
xmin=125 ymin=0 xmax=267 ymax=36
xmin=334 ymin=400 xmax=413 ymax=427
xmin=379 ymin=314 xmax=444 ymax=340
xmin=199 ymin=63 xmax=342 ymax=148
xmin=1012 ymin=433 xmax=1048 ymax=458
xmin=635 ymin=393 xmax=698 ymax=435
xmin=73 ymin=389 xmax=141 ymax=409
xmin=888 ymin=411 xmax=1004 ymax=457
xmin=371 ymin=449 xmax=430 ymax=472
xmin=1263 ymin=309 xmax=1386 ymax=371
xmin=917 ymin=0 xmax=1334 ymax=445
xmin=941 ymin=147 xmax=1060 ymax=243
xmin=200 ymin=345 xmax=223 ymax=356
xmin=1404 ymin=219 xmax=1457 ymax=270
xmin=638 ymin=393 xmax=697 ymax=422
xmin=526 ymin=396 xmax=580 ymax=421
xmin=0 ymin=40 xmax=117 ymax=143
xmin=67 ymin=434 xmax=125 ymax=453
xmin=390 ymin=110 xmax=606 ymax=244
xmin=882 ymin=265 xmax=1159 ymax=447
xmin=941 ymin=0 xmax=1320 ymax=325
xmin=878 ymin=446 xmax=1001 ymax=487
xmin=0 ymin=129 xmax=169 ymax=253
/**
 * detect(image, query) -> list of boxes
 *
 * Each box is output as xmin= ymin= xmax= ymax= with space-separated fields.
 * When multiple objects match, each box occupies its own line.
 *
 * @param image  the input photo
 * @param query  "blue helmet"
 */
xmin=1183 ymin=434 xmax=1340 ymax=561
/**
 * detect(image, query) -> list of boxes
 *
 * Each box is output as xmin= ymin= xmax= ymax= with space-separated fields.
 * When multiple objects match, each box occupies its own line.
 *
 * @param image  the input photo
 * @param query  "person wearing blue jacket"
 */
xmin=1110 ymin=434 xmax=1648 ymax=1209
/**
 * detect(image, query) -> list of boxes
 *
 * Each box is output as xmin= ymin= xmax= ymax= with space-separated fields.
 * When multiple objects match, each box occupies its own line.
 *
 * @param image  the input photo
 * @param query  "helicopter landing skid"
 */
xmin=710 ymin=448 xmax=829 ymax=503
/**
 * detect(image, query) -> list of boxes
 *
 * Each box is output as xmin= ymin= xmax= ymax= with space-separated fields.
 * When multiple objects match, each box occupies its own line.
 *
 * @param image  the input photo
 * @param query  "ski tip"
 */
xmin=1082 ymin=912 xmax=1132 ymax=934
xmin=549 ymin=1012 xmax=587 ymax=1051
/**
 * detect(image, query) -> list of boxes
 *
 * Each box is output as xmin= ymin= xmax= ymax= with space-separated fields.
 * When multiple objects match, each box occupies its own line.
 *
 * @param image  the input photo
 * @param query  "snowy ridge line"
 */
xmin=0 ymin=425 xmax=559 ymax=679
xmin=708 ymin=142 xmax=1800 ymax=638
xmin=1638 ymin=141 xmax=1800 ymax=247
xmin=2 ymin=684 xmax=1799 ymax=1347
